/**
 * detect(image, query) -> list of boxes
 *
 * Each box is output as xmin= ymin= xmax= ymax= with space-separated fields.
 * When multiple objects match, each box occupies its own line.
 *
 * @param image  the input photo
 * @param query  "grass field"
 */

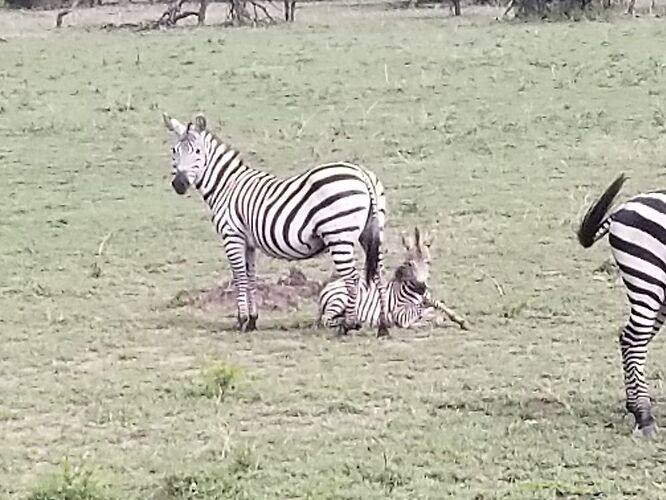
xmin=4 ymin=4 xmax=666 ymax=498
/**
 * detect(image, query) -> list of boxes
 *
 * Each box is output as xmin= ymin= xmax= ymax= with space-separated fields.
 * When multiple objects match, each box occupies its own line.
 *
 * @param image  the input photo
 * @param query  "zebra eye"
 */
xmin=195 ymin=148 xmax=201 ymax=154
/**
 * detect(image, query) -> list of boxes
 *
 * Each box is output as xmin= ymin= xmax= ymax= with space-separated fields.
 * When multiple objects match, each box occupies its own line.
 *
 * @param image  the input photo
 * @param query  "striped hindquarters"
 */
xmin=608 ymin=193 xmax=666 ymax=312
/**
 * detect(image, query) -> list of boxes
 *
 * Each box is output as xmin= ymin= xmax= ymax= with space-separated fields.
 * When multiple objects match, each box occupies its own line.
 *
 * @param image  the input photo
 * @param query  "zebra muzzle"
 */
xmin=171 ymin=172 xmax=190 ymax=195
xmin=412 ymin=281 xmax=427 ymax=294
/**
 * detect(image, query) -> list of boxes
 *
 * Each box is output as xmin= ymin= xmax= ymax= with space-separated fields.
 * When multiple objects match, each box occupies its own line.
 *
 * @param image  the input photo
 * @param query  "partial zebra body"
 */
xmin=578 ymin=173 xmax=666 ymax=438
xmin=209 ymin=162 xmax=382 ymax=260
xmin=163 ymin=112 xmax=390 ymax=336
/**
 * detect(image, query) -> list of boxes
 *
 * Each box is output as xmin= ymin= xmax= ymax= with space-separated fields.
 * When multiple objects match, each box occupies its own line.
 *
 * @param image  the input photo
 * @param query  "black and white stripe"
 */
xmin=163 ymin=112 xmax=390 ymax=336
xmin=578 ymin=173 xmax=666 ymax=437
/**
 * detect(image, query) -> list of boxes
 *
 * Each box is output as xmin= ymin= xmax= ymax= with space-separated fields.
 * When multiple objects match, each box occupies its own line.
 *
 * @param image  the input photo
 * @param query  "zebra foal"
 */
xmin=578 ymin=173 xmax=666 ymax=438
xmin=319 ymin=227 xmax=468 ymax=330
xmin=162 ymin=112 xmax=390 ymax=336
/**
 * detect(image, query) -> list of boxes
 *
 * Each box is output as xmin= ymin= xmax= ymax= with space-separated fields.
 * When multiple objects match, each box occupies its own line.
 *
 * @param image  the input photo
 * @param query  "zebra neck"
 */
xmin=393 ymin=280 xmax=423 ymax=301
xmin=196 ymin=137 xmax=253 ymax=205
xmin=386 ymin=280 xmax=401 ymax=304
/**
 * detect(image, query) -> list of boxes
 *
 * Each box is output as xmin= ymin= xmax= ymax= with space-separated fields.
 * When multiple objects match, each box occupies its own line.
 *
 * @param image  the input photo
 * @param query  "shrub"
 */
xmin=27 ymin=458 xmax=111 ymax=500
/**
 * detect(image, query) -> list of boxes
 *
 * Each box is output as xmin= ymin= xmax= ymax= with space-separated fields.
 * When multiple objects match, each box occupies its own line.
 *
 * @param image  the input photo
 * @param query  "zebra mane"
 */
xmin=179 ymin=129 xmax=198 ymax=148
xmin=178 ymin=122 xmax=229 ymax=150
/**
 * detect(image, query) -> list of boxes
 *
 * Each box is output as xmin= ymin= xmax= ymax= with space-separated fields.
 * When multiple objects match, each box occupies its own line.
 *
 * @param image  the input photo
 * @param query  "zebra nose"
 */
xmin=171 ymin=173 xmax=190 ymax=195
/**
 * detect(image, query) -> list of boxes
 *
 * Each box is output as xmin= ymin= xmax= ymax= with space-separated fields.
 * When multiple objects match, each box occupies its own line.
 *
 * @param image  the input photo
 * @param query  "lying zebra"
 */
xmin=318 ymin=227 xmax=468 ymax=331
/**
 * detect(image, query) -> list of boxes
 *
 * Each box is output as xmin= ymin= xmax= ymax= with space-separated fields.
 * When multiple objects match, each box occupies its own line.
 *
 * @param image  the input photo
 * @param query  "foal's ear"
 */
xmin=401 ymin=232 xmax=414 ymax=251
xmin=162 ymin=112 xmax=187 ymax=135
xmin=194 ymin=114 xmax=207 ymax=133
xmin=421 ymin=230 xmax=434 ymax=248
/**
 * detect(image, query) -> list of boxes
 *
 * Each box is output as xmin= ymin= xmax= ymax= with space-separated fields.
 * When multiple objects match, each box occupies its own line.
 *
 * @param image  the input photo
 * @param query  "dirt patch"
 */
xmin=167 ymin=266 xmax=325 ymax=314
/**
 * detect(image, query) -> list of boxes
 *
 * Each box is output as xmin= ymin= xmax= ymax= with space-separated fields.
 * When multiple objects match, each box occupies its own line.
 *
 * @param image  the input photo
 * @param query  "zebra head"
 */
xmin=396 ymin=226 xmax=433 ymax=294
xmin=162 ymin=112 xmax=208 ymax=195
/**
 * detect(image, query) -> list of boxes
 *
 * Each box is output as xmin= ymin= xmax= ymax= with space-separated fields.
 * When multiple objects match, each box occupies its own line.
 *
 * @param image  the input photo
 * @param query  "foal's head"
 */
xmin=393 ymin=226 xmax=433 ymax=294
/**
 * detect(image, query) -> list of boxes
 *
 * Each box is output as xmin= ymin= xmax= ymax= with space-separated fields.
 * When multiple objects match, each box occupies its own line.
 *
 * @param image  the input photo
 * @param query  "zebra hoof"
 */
xmin=246 ymin=315 xmax=258 ymax=331
xmin=641 ymin=422 xmax=659 ymax=439
xmin=636 ymin=419 xmax=659 ymax=439
xmin=237 ymin=315 xmax=250 ymax=332
xmin=343 ymin=318 xmax=362 ymax=332
xmin=336 ymin=324 xmax=350 ymax=336
xmin=376 ymin=325 xmax=390 ymax=338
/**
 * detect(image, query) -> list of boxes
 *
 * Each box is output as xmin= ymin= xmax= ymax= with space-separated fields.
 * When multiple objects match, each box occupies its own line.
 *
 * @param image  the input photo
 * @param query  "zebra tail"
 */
xmin=354 ymin=167 xmax=382 ymax=286
xmin=364 ymin=226 xmax=380 ymax=286
xmin=577 ymin=173 xmax=627 ymax=249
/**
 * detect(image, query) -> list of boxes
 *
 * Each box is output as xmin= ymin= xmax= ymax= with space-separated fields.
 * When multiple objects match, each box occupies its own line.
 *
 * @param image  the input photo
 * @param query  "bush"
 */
xmin=190 ymin=360 xmax=242 ymax=402
xmin=27 ymin=459 xmax=111 ymax=500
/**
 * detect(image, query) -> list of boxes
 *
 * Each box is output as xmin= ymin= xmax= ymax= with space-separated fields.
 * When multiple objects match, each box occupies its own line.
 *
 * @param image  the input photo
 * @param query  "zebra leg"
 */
xmin=373 ymin=249 xmax=391 ymax=338
xmin=424 ymin=292 xmax=469 ymax=330
xmin=320 ymin=292 xmax=346 ymax=330
xmin=223 ymin=236 xmax=251 ymax=332
xmin=340 ymin=273 xmax=361 ymax=335
xmin=620 ymin=305 xmax=660 ymax=438
xmin=245 ymin=245 xmax=258 ymax=331
xmin=325 ymin=241 xmax=361 ymax=333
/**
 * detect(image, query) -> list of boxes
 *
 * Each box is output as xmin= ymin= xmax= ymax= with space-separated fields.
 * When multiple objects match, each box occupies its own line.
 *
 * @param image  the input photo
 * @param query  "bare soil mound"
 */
xmin=167 ymin=266 xmax=324 ymax=314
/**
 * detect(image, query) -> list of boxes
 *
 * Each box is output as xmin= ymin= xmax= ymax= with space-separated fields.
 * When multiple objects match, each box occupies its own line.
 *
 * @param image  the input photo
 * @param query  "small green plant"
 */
xmin=343 ymin=452 xmax=407 ymax=494
xmin=157 ymin=447 xmax=258 ymax=500
xmin=227 ymin=446 xmax=259 ymax=477
xmin=159 ymin=473 xmax=214 ymax=500
xmin=27 ymin=458 xmax=110 ymax=500
xmin=157 ymin=470 xmax=249 ymax=500
xmin=200 ymin=361 xmax=242 ymax=401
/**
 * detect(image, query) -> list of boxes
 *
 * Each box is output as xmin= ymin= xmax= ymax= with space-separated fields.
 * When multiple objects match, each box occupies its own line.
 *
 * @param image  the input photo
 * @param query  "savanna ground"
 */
xmin=4 ymin=2 xmax=666 ymax=498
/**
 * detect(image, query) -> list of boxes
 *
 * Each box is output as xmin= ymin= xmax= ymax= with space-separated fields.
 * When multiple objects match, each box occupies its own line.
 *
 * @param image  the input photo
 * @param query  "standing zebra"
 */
xmin=318 ymin=227 xmax=468 ymax=330
xmin=578 ymin=173 xmax=665 ymax=438
xmin=162 ymin=112 xmax=390 ymax=336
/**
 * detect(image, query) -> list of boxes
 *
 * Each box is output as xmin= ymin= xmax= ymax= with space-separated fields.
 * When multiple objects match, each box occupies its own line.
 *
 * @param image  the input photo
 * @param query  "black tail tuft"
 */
xmin=365 ymin=227 xmax=379 ymax=286
xmin=577 ymin=173 xmax=627 ymax=248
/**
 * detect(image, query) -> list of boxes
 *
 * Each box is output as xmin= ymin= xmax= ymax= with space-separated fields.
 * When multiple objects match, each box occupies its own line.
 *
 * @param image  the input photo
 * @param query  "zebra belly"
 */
xmin=245 ymin=222 xmax=325 ymax=260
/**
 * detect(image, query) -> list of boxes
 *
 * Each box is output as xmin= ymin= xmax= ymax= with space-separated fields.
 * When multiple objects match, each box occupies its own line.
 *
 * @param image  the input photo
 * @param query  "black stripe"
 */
xmin=614 ymin=207 xmax=666 ymax=247
xmin=617 ymin=262 xmax=665 ymax=290
xmin=609 ymin=234 xmax=665 ymax=275
xmin=282 ymin=174 xmax=364 ymax=254
xmin=622 ymin=278 xmax=662 ymax=307
xmin=631 ymin=195 xmax=666 ymax=216
xmin=303 ymin=206 xmax=366 ymax=246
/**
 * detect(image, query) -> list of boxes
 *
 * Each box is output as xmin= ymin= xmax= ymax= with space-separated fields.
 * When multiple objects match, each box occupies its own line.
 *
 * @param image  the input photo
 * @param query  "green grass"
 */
xmin=4 ymin=6 xmax=666 ymax=498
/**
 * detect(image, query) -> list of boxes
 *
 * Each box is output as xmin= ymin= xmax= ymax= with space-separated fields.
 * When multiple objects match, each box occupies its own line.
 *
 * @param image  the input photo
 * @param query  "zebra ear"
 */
xmin=162 ymin=112 xmax=186 ymax=136
xmin=194 ymin=114 xmax=207 ymax=132
xmin=421 ymin=231 xmax=433 ymax=248
xmin=401 ymin=232 xmax=414 ymax=251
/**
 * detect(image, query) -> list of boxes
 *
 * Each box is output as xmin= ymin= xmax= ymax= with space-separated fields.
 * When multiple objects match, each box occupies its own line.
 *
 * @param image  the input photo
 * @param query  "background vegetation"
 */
xmin=3 ymin=2 xmax=666 ymax=498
